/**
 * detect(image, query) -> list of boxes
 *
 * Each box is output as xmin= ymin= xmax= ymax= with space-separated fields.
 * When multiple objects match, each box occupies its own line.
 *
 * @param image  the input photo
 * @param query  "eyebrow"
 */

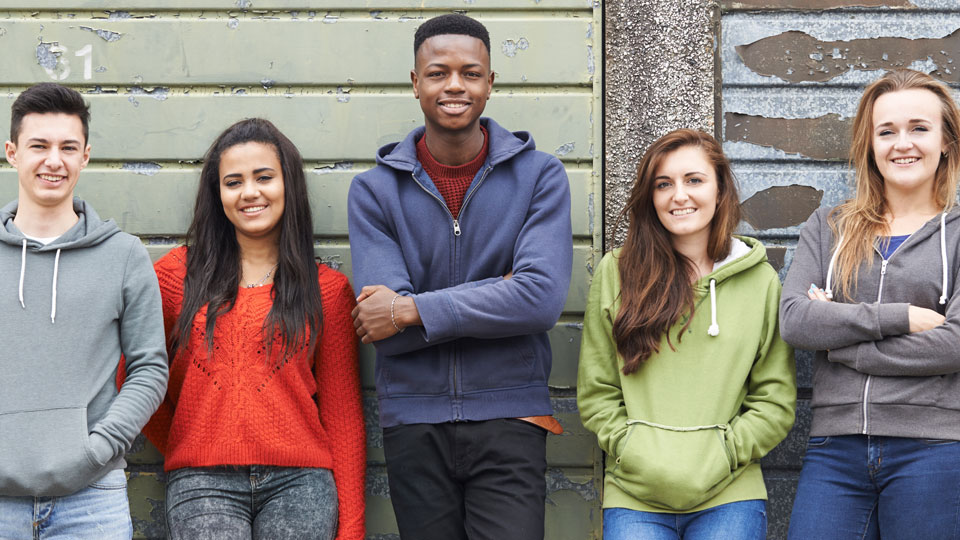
xmin=222 ymin=167 xmax=276 ymax=180
xmin=654 ymin=171 xmax=706 ymax=180
xmin=25 ymin=137 xmax=83 ymax=145
xmin=424 ymin=62 xmax=484 ymax=70
xmin=876 ymin=119 xmax=933 ymax=128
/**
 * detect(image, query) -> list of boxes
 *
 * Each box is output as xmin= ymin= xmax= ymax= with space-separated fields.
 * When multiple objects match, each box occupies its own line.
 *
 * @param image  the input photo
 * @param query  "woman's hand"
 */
xmin=907 ymin=305 xmax=946 ymax=333
xmin=808 ymin=283 xmax=830 ymax=302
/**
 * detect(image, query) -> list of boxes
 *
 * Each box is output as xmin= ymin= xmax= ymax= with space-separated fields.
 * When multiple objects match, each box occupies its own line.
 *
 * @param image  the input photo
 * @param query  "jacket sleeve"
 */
xmin=89 ymin=240 xmax=169 ymax=464
xmin=827 ymin=261 xmax=960 ymax=376
xmin=724 ymin=273 xmax=797 ymax=469
xmin=315 ymin=274 xmax=366 ymax=540
xmin=576 ymin=254 xmax=630 ymax=458
xmin=413 ymin=156 xmax=573 ymax=342
xmin=780 ymin=207 xmax=910 ymax=351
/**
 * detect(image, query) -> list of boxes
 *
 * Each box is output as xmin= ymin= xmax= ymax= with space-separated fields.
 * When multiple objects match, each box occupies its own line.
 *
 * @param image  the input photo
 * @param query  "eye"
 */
xmin=465 ymin=71 xmax=482 ymax=78
xmin=427 ymin=71 xmax=444 ymax=78
xmin=62 ymin=146 xmax=78 ymax=152
xmin=224 ymin=179 xmax=241 ymax=188
xmin=687 ymin=177 xmax=703 ymax=185
xmin=877 ymin=130 xmax=893 ymax=136
xmin=655 ymin=181 xmax=672 ymax=190
xmin=257 ymin=174 xmax=273 ymax=182
xmin=913 ymin=125 xmax=929 ymax=132
xmin=29 ymin=144 xmax=45 ymax=150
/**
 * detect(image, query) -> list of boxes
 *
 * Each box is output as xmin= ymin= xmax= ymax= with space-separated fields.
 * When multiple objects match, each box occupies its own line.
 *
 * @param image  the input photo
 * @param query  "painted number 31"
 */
xmin=42 ymin=44 xmax=93 ymax=81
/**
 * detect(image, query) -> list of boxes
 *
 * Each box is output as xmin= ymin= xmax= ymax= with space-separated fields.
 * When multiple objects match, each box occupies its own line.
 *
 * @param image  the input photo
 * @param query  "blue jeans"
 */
xmin=0 ymin=468 xmax=132 ymax=540
xmin=164 ymin=466 xmax=338 ymax=540
xmin=788 ymin=435 xmax=960 ymax=540
xmin=603 ymin=500 xmax=767 ymax=540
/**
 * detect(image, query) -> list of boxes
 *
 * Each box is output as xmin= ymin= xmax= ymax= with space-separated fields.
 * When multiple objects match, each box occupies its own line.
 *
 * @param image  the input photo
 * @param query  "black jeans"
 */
xmin=383 ymin=419 xmax=548 ymax=540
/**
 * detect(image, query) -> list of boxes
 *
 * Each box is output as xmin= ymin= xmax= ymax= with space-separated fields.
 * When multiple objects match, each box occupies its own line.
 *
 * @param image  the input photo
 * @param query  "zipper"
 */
xmin=862 ymin=249 xmax=888 ymax=434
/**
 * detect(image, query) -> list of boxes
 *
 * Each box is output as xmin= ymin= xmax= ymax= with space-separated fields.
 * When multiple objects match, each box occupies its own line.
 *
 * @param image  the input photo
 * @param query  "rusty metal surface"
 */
xmin=725 ymin=112 xmax=850 ymax=160
xmin=741 ymin=185 xmax=824 ymax=230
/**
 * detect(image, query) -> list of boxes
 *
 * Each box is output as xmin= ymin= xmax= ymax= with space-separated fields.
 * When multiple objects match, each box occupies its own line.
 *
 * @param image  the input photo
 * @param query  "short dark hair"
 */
xmin=413 ymin=14 xmax=491 ymax=59
xmin=10 ymin=83 xmax=90 ymax=145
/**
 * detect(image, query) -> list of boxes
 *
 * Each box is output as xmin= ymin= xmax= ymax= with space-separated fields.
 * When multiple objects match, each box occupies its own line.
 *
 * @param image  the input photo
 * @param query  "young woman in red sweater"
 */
xmin=145 ymin=118 xmax=365 ymax=540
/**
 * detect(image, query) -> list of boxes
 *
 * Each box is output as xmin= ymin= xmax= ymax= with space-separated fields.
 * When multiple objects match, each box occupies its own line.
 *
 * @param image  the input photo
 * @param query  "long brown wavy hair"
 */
xmin=830 ymin=69 xmax=960 ymax=299
xmin=613 ymin=129 xmax=741 ymax=375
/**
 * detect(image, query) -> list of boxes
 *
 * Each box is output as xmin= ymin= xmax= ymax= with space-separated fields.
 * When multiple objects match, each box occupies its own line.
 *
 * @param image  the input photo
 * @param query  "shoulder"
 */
xmin=317 ymin=263 xmax=353 ymax=297
xmin=154 ymin=246 xmax=188 ymax=286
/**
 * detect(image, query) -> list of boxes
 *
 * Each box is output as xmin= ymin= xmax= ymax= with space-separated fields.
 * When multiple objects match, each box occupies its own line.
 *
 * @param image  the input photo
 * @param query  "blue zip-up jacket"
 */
xmin=347 ymin=117 xmax=573 ymax=427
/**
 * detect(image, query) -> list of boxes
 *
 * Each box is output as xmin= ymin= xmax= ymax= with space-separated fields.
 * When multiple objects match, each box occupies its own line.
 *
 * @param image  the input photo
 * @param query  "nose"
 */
xmin=894 ymin=130 xmax=912 ymax=151
xmin=672 ymin=182 xmax=689 ymax=203
xmin=240 ymin=179 xmax=260 ymax=199
xmin=445 ymin=71 xmax=465 ymax=93
xmin=44 ymin=148 xmax=63 ymax=169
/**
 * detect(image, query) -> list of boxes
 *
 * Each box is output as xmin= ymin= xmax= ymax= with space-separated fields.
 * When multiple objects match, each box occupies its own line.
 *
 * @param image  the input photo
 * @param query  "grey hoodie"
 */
xmin=0 ymin=198 xmax=168 ymax=496
xmin=780 ymin=205 xmax=960 ymax=440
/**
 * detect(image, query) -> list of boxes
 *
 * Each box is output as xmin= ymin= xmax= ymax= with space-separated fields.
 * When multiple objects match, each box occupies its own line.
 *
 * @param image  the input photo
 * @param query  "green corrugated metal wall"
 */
xmin=0 ymin=2 xmax=603 ymax=538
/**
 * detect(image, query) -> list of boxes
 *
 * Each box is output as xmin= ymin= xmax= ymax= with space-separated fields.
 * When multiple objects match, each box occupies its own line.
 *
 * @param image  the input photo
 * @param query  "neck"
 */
xmin=236 ymin=234 xmax=280 ymax=265
xmin=671 ymin=232 xmax=713 ymax=281
xmin=423 ymin=123 xmax=484 ymax=166
xmin=13 ymin=197 xmax=79 ymax=238
xmin=884 ymin=184 xmax=940 ymax=234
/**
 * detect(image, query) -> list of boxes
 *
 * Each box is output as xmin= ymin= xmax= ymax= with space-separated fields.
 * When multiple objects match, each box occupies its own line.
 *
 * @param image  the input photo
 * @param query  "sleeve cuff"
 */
xmin=878 ymin=302 xmax=911 ymax=337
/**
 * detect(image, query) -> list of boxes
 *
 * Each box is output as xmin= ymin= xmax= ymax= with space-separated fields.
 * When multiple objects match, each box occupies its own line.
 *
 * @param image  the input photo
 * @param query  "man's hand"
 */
xmin=352 ymin=285 xmax=421 ymax=344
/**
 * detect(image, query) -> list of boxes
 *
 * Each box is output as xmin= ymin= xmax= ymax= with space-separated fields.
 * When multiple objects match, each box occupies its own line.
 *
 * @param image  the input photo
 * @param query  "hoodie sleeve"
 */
xmin=88 ymin=239 xmax=169 ymax=464
xmin=780 ymin=207 xmax=911 ymax=351
xmin=412 ymin=156 xmax=573 ymax=342
xmin=827 ymin=260 xmax=960 ymax=376
xmin=576 ymin=253 xmax=630 ymax=457
xmin=724 ymin=271 xmax=797 ymax=469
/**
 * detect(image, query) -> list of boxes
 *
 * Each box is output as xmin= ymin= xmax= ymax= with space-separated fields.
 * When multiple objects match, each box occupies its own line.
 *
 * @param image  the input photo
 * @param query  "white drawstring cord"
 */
xmin=824 ymin=235 xmax=842 ymax=300
xmin=51 ymin=249 xmax=61 ymax=323
xmin=18 ymin=239 xmax=26 ymax=308
xmin=940 ymin=211 xmax=948 ymax=305
xmin=707 ymin=278 xmax=719 ymax=336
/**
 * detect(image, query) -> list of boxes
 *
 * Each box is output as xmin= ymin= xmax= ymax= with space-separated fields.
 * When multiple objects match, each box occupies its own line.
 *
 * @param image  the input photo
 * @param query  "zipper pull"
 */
xmin=453 ymin=219 xmax=461 ymax=236
xmin=880 ymin=259 xmax=888 ymax=275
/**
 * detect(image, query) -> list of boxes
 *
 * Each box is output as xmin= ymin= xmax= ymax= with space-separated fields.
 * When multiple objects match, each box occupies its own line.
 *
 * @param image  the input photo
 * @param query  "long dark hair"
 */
xmin=170 ymin=118 xmax=322 ymax=360
xmin=613 ymin=129 xmax=741 ymax=374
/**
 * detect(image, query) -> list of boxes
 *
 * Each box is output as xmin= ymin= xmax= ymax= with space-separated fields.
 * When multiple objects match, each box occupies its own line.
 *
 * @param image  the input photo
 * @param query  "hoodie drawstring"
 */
xmin=825 ymin=235 xmax=842 ymax=300
xmin=939 ymin=211 xmax=948 ymax=305
xmin=51 ymin=249 xmax=61 ymax=323
xmin=707 ymin=278 xmax=719 ymax=337
xmin=18 ymin=239 xmax=26 ymax=308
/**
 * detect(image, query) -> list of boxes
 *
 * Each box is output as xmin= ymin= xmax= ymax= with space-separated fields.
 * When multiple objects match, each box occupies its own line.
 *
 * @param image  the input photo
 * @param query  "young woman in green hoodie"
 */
xmin=578 ymin=129 xmax=796 ymax=539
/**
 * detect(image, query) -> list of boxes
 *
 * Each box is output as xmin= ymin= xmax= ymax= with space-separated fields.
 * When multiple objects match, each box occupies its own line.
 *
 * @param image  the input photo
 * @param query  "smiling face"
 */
xmin=411 ymin=34 xmax=494 ymax=137
xmin=872 ymin=88 xmax=945 ymax=199
xmin=5 ymin=112 xmax=90 ymax=215
xmin=219 ymin=141 xmax=285 ymax=245
xmin=652 ymin=145 xmax=719 ymax=248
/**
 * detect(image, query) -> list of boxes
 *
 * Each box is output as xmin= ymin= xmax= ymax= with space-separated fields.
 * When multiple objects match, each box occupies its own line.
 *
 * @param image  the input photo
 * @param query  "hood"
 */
xmin=0 ymin=197 xmax=121 ymax=251
xmin=694 ymin=236 xmax=770 ymax=337
xmin=1 ymin=198 xmax=121 ymax=323
xmin=375 ymin=117 xmax=536 ymax=172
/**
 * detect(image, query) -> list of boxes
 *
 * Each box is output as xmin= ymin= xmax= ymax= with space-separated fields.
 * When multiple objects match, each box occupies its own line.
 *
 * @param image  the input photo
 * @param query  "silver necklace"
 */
xmin=245 ymin=263 xmax=278 ymax=288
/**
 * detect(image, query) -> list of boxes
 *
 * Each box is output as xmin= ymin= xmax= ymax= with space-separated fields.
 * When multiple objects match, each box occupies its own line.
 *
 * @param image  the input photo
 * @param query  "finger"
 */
xmin=351 ymin=305 xmax=360 ymax=319
xmin=807 ymin=290 xmax=818 ymax=300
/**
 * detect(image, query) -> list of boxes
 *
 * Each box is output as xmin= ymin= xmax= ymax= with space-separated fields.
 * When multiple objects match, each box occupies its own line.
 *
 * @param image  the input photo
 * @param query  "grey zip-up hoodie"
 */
xmin=0 ymin=198 xmax=168 ymax=496
xmin=780 ymin=205 xmax=960 ymax=440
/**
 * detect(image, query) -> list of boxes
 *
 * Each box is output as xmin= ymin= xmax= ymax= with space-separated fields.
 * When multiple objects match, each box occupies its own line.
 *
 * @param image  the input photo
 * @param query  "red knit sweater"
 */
xmin=144 ymin=247 xmax=365 ymax=540
xmin=416 ymin=125 xmax=489 ymax=218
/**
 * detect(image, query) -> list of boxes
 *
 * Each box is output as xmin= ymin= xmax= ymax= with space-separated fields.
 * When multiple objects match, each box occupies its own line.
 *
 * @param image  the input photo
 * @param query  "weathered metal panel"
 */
xmin=0 ymin=16 xmax=593 ymax=85
xmin=0 ymin=1 xmax=596 ymax=9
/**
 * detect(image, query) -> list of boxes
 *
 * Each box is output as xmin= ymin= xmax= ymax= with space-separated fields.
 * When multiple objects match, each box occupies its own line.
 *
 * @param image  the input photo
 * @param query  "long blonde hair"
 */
xmin=829 ymin=69 xmax=960 ymax=299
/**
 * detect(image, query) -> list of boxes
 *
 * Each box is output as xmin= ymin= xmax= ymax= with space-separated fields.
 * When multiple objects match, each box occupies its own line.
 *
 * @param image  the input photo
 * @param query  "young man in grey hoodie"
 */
xmin=0 ymin=83 xmax=168 ymax=538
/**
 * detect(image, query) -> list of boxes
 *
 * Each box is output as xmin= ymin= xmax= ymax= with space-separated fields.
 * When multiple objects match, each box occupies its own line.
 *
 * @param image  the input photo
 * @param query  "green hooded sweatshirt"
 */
xmin=577 ymin=236 xmax=796 ymax=513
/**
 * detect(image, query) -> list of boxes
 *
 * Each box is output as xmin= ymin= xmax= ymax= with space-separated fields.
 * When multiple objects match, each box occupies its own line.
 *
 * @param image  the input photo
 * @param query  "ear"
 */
xmin=487 ymin=70 xmax=495 ymax=98
xmin=410 ymin=69 xmax=420 ymax=99
xmin=4 ymin=141 xmax=16 ymax=168
xmin=80 ymin=143 xmax=91 ymax=170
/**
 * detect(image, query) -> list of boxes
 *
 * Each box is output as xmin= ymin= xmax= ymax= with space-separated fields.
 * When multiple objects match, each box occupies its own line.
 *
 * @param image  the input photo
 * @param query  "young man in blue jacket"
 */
xmin=348 ymin=13 xmax=572 ymax=540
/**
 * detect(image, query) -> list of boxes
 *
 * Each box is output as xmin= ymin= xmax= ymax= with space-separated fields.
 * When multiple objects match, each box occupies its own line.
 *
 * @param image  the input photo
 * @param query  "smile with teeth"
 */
xmin=893 ymin=157 xmax=920 ymax=164
xmin=241 ymin=205 xmax=266 ymax=213
xmin=38 ymin=174 xmax=65 ymax=182
xmin=671 ymin=208 xmax=697 ymax=216
xmin=440 ymin=102 xmax=469 ymax=109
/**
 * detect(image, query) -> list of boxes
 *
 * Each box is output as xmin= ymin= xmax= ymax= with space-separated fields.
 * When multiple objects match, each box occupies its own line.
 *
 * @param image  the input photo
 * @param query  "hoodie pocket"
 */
xmin=611 ymin=419 xmax=735 ymax=511
xmin=0 ymin=407 xmax=103 ymax=496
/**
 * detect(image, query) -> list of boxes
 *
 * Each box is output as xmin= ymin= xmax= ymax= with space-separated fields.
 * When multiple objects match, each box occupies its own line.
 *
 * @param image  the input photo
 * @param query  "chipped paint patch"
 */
xmin=501 ymin=37 xmax=530 ymax=58
xmin=737 ymin=29 xmax=960 ymax=84
xmin=130 ymin=86 xmax=170 ymax=101
xmin=313 ymin=161 xmax=354 ymax=174
xmin=0 ymin=27 xmax=6 ymax=38
xmin=546 ymin=468 xmax=597 ymax=501
xmin=765 ymin=246 xmax=787 ymax=272
xmin=36 ymin=42 xmax=61 ymax=71
xmin=122 ymin=162 xmax=162 ymax=176
xmin=724 ymin=112 xmax=849 ymax=161
xmin=260 ymin=78 xmax=275 ymax=90
xmin=80 ymin=26 xmax=123 ymax=42
xmin=742 ymin=185 xmax=824 ymax=230
xmin=236 ymin=0 xmax=252 ymax=8
xmin=725 ymin=0 xmax=914 ymax=7
xmin=108 ymin=11 xmax=131 ymax=19
xmin=227 ymin=17 xmax=239 ymax=29
xmin=323 ymin=14 xmax=339 ymax=23
xmin=587 ymin=44 xmax=595 ymax=75
xmin=336 ymin=86 xmax=350 ymax=103
xmin=555 ymin=142 xmax=575 ymax=156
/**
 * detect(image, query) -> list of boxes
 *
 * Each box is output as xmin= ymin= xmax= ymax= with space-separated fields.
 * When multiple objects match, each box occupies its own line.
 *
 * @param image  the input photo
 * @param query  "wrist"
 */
xmin=395 ymin=296 xmax=421 ymax=328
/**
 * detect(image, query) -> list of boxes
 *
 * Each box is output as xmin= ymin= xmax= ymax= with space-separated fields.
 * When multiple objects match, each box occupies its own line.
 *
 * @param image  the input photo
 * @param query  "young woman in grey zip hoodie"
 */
xmin=780 ymin=69 xmax=960 ymax=540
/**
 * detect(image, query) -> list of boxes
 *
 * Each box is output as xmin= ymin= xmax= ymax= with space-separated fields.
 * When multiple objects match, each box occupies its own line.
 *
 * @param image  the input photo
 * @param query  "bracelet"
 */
xmin=390 ymin=294 xmax=405 ymax=333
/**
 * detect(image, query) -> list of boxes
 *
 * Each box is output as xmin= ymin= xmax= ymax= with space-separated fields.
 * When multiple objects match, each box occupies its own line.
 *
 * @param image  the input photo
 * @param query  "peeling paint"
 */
xmin=370 ymin=11 xmax=384 ymax=19
xmin=765 ymin=246 xmax=787 ymax=272
xmin=741 ymin=185 xmax=824 ymax=230
xmin=122 ymin=162 xmax=162 ymax=176
xmin=555 ymin=142 xmax=575 ymax=156
xmin=108 ymin=11 xmax=131 ymax=19
xmin=724 ymin=112 xmax=849 ymax=161
xmin=545 ymin=468 xmax=597 ymax=501
xmin=586 ymin=44 xmax=595 ymax=75
xmin=130 ymin=86 xmax=170 ymax=101
xmin=336 ymin=86 xmax=350 ymax=103
xmin=313 ymin=161 xmax=354 ymax=174
xmin=260 ymin=78 xmax=275 ymax=90
xmin=587 ymin=192 xmax=595 ymax=236
xmin=127 ymin=96 xmax=139 ymax=107
xmin=323 ymin=14 xmax=339 ymax=23
xmin=95 ymin=65 xmax=107 ymax=73
xmin=35 ymin=42 xmax=61 ymax=71
xmin=725 ymin=0 xmax=914 ymax=7
xmin=236 ymin=0 xmax=252 ymax=8
xmin=0 ymin=27 xmax=6 ymax=39
xmin=80 ymin=26 xmax=123 ymax=42
xmin=737 ymin=29 xmax=960 ymax=84
xmin=501 ymin=37 xmax=530 ymax=58
xmin=227 ymin=17 xmax=239 ymax=29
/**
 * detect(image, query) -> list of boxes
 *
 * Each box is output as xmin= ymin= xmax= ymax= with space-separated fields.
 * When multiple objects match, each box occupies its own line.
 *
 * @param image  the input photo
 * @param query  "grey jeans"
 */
xmin=164 ymin=466 xmax=337 ymax=540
